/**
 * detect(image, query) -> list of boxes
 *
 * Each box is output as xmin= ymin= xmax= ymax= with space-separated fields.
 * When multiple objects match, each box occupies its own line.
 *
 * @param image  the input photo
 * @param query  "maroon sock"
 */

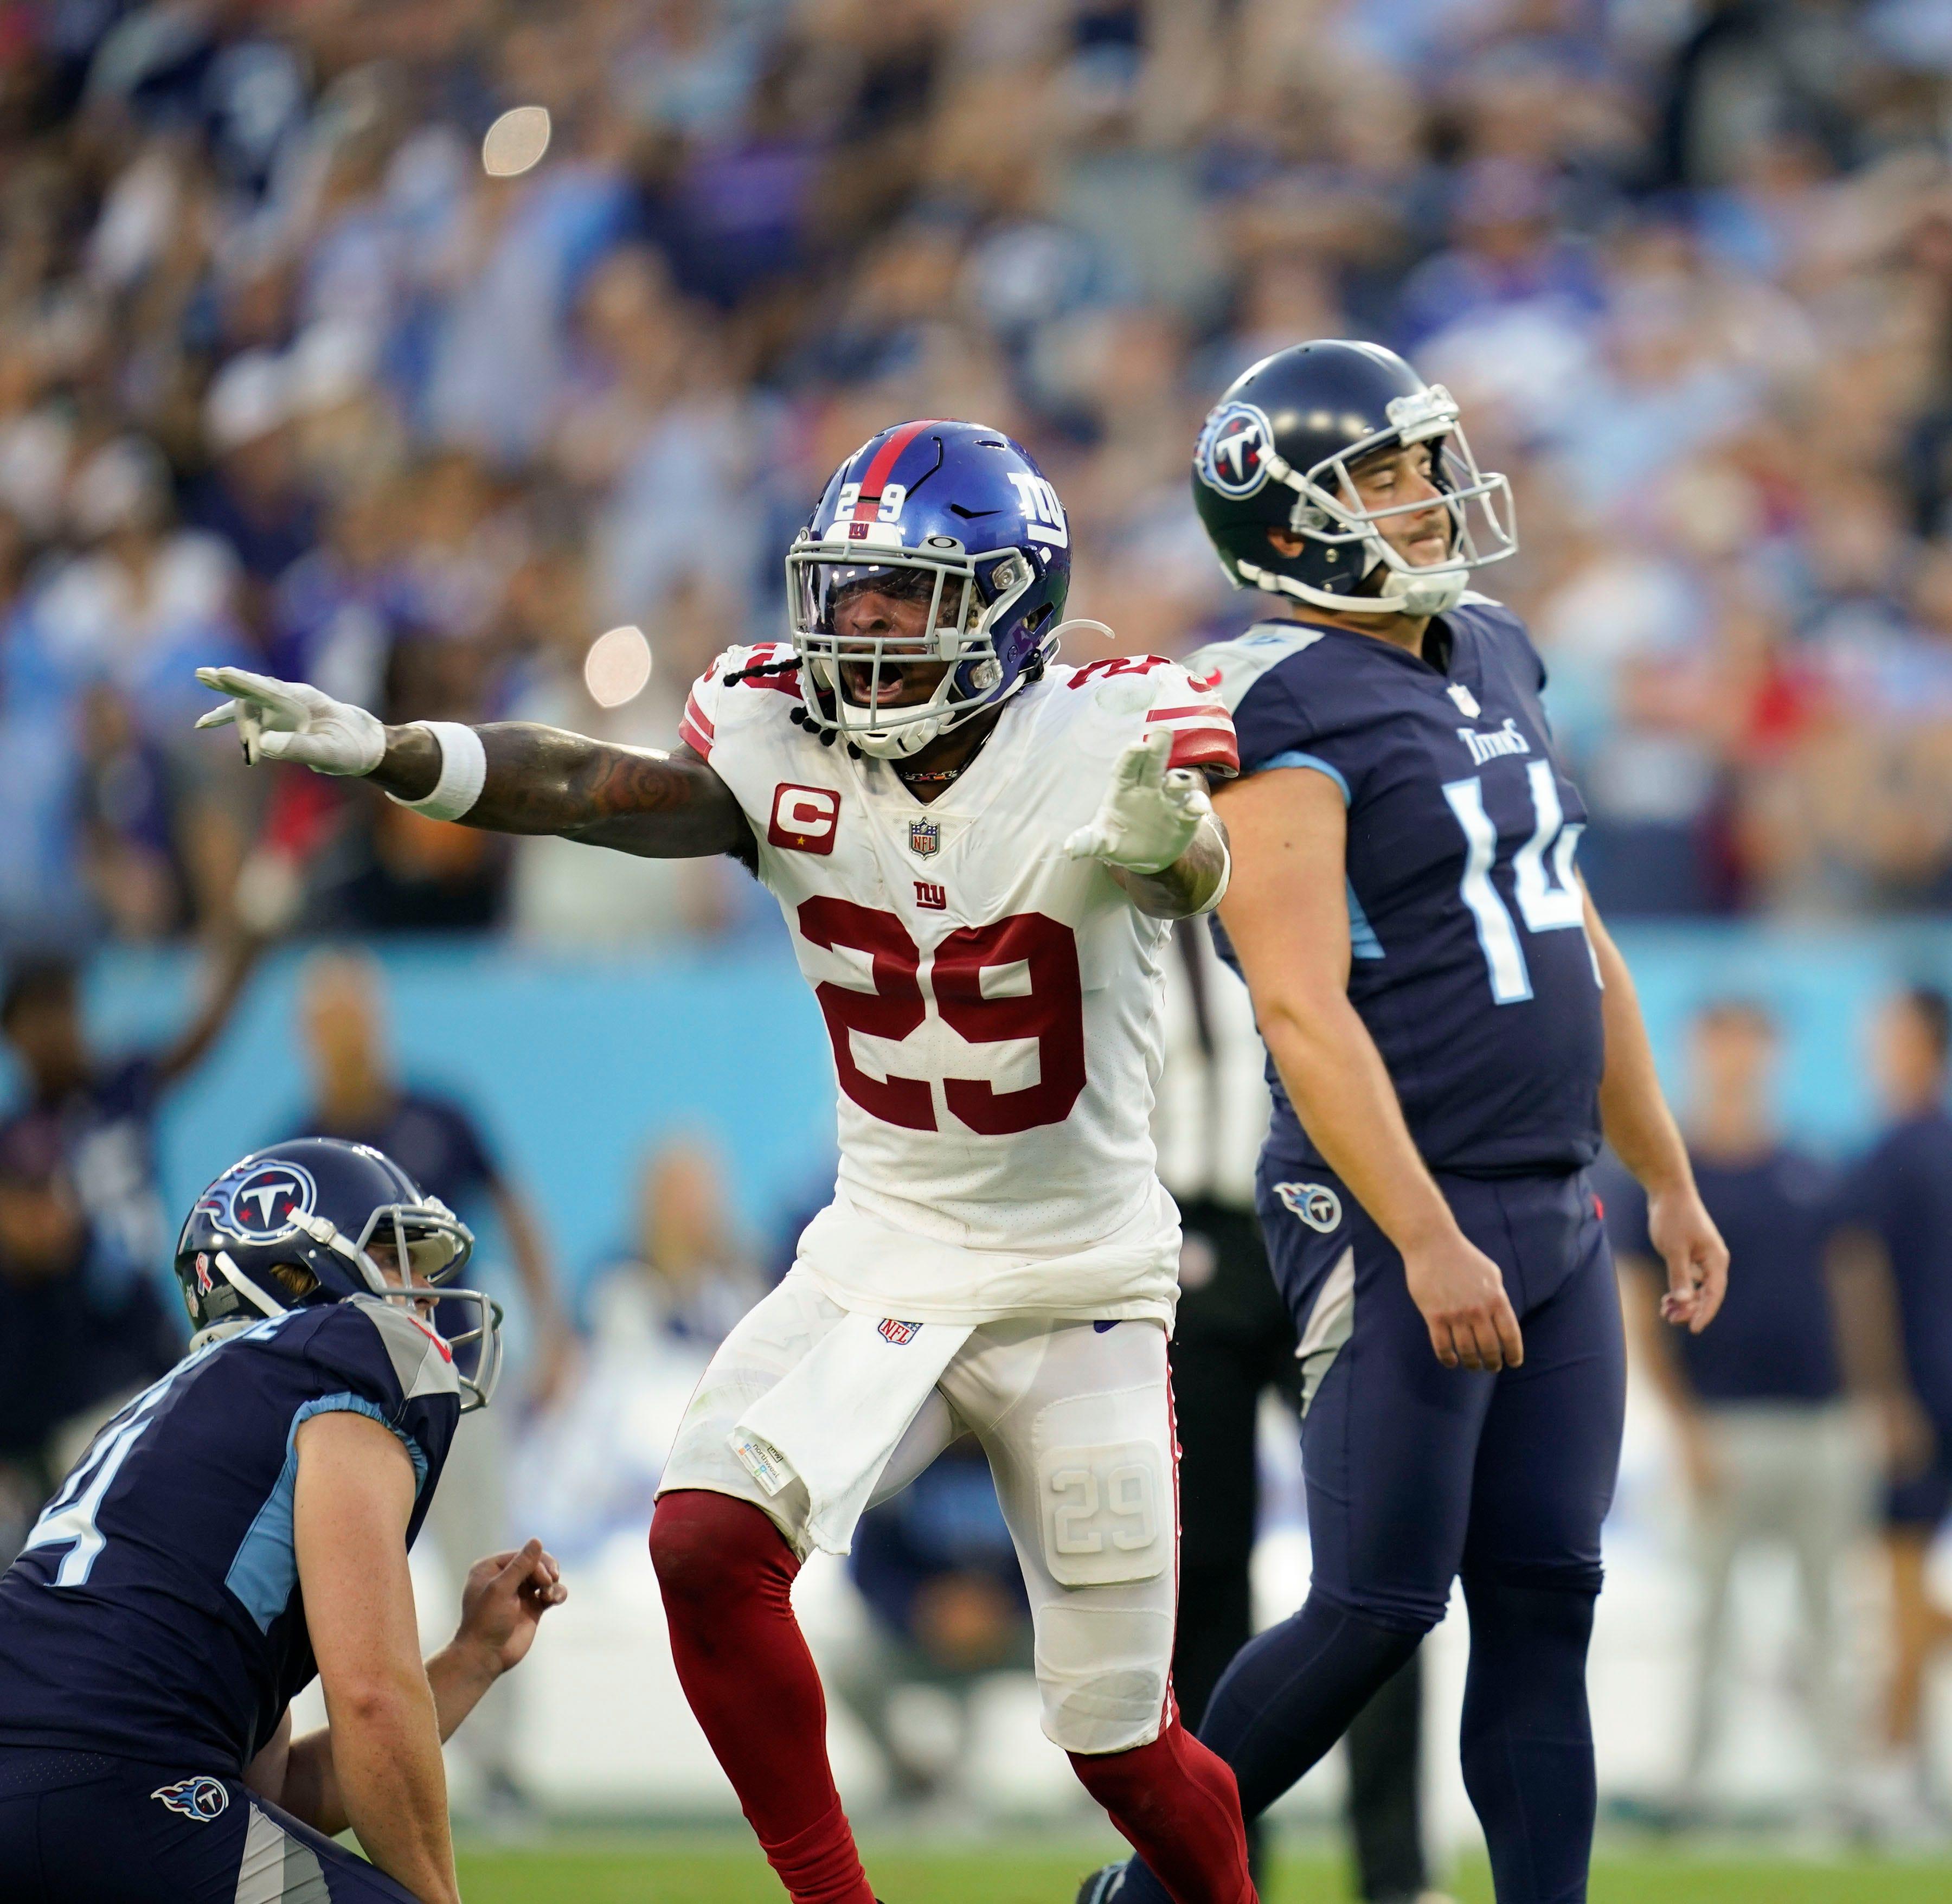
xmin=651 ymin=1490 xmax=874 ymax=1904
xmin=1069 ymin=1716 xmax=1257 ymax=1904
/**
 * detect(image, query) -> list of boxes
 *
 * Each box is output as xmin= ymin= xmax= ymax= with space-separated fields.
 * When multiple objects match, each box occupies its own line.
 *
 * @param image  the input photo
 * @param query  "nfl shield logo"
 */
xmin=908 ymin=819 xmax=939 ymax=858
xmin=878 ymin=1318 xmax=921 ymax=1346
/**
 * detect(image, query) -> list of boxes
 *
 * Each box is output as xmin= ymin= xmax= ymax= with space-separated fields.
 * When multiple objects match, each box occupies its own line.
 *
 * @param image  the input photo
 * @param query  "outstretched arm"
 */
xmin=195 ymin=668 xmax=752 ymax=861
xmin=1107 ymin=809 xmax=1229 ymax=919
xmin=375 ymin=723 xmax=749 ymax=859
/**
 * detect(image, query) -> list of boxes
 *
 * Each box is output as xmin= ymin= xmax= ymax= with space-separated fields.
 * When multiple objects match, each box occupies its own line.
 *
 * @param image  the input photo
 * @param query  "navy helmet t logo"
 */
xmin=225 ymin=1162 xmax=317 ymax=1240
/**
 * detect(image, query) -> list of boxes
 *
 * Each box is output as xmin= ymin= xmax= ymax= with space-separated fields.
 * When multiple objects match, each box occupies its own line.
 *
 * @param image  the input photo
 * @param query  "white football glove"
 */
xmin=194 ymin=666 xmax=386 ymax=775
xmin=1063 ymin=727 xmax=1212 ymax=874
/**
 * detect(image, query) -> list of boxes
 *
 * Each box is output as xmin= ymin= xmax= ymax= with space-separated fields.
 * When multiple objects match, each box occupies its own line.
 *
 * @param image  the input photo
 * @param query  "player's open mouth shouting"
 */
xmin=825 ymin=568 xmax=958 ymax=713
xmin=824 ymin=574 xmax=952 ymax=714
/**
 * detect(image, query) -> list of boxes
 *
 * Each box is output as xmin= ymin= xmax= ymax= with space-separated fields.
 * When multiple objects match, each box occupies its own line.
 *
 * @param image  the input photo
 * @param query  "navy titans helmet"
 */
xmin=784 ymin=419 xmax=1080 ymax=759
xmin=174 ymin=1137 xmax=502 ymax=1412
xmin=1191 ymin=340 xmax=1518 ymax=618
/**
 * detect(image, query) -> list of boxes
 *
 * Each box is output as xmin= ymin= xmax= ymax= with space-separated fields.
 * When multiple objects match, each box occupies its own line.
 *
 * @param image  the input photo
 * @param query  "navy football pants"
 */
xmin=1270 ymin=1162 xmax=1626 ymax=1630
xmin=0 ymin=1748 xmax=418 ymax=1902
xmin=1123 ymin=1164 xmax=1626 ymax=1904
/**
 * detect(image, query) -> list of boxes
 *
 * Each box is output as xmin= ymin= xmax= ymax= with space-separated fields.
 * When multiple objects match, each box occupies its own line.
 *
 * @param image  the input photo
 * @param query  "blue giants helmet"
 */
xmin=174 ymin=1137 xmax=502 ymax=1412
xmin=784 ymin=420 xmax=1075 ymax=758
xmin=1191 ymin=341 xmax=1518 ymax=617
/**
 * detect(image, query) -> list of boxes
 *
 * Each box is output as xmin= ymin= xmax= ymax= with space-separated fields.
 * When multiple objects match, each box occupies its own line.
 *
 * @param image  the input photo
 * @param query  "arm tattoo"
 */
xmin=369 ymin=723 xmax=753 ymax=862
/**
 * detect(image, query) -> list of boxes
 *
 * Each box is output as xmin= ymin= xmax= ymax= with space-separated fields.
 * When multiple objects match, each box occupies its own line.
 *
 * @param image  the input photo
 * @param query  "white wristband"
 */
xmin=387 ymin=722 xmax=486 ymax=823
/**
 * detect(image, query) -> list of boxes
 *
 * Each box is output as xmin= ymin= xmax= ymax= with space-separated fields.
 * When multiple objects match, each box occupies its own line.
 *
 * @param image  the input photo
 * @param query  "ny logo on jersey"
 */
xmin=908 ymin=818 xmax=939 ymax=858
xmin=224 ymin=1162 xmax=317 ymax=1240
xmin=878 ymin=1318 xmax=921 ymax=1345
xmin=1446 ymin=683 xmax=1481 ymax=719
xmin=152 ymin=1776 xmax=229 ymax=1822
xmin=768 ymin=784 xmax=840 ymax=855
xmin=1006 ymin=472 xmax=1069 ymax=547
xmin=914 ymin=881 xmax=947 ymax=911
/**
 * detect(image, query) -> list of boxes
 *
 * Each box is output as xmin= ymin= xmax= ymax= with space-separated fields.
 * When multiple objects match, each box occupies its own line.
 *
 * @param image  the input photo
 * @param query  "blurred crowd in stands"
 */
xmin=0 ymin=0 xmax=1944 ymax=943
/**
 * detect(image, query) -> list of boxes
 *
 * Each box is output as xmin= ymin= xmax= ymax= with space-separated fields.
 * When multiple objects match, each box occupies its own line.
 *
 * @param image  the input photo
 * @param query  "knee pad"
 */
xmin=1034 ymin=1599 xmax=1176 ymax=1755
xmin=1310 ymin=1580 xmax=1449 ymax=1638
xmin=1013 ymin=1360 xmax=1178 ymax=1754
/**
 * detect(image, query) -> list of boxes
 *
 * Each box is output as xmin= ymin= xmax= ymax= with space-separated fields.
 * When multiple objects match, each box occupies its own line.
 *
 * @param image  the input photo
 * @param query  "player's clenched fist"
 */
xmin=194 ymin=665 xmax=386 ymax=775
xmin=1064 ymin=727 xmax=1212 ymax=873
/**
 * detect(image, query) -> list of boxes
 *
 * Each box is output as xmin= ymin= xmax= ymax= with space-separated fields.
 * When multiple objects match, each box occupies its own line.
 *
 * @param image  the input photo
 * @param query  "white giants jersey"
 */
xmin=681 ymin=645 xmax=1237 ymax=1325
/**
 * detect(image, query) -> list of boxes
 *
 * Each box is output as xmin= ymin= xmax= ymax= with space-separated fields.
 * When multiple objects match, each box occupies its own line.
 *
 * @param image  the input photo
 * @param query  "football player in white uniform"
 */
xmin=195 ymin=421 xmax=1256 ymax=1904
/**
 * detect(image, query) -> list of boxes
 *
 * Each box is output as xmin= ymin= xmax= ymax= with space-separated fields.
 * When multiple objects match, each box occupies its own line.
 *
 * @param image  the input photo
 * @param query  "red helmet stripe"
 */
xmin=850 ymin=419 xmax=946 ymax=521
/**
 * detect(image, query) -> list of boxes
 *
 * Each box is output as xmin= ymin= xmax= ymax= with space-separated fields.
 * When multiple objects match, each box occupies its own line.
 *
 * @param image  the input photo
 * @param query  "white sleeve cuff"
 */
xmin=386 ymin=721 xmax=486 ymax=823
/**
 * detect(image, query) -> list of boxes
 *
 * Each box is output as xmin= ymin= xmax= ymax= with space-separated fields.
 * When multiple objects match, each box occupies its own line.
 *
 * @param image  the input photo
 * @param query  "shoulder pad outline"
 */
xmin=344 ymin=1295 xmax=461 ymax=1403
xmin=1185 ymin=624 xmax=1328 ymax=713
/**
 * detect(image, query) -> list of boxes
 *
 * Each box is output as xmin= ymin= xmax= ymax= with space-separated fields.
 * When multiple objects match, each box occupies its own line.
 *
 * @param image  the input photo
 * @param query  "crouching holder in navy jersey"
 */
xmin=0 ymin=1138 xmax=500 ymax=1903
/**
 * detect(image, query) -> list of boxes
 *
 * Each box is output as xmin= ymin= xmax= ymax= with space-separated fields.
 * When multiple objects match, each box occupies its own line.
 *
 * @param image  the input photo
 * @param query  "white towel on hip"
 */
xmin=730 ymin=1310 xmax=973 ymax=1555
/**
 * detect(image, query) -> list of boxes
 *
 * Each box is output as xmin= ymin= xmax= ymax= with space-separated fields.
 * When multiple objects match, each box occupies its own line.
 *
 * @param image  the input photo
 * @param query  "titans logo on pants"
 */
xmin=151 ymin=1775 xmax=229 ymax=1821
xmin=1275 ymin=1181 xmax=1344 ymax=1234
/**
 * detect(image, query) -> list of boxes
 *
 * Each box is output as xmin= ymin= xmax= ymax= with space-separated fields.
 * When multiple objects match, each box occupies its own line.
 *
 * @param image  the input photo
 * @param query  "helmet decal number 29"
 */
xmin=831 ymin=482 xmax=906 ymax=527
xmin=797 ymin=900 xmax=1087 ymax=1134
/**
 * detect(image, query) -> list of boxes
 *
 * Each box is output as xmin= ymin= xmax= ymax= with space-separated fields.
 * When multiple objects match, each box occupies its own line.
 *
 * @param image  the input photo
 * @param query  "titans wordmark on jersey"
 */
xmin=683 ymin=644 xmax=1236 ymax=1320
xmin=0 ymin=1299 xmax=459 ymax=1771
xmin=1196 ymin=594 xmax=1606 ymax=1177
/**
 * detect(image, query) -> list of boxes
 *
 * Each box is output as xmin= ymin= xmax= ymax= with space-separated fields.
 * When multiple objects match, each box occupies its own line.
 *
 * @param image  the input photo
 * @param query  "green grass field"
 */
xmin=453 ymin=1841 xmax=1952 ymax=1903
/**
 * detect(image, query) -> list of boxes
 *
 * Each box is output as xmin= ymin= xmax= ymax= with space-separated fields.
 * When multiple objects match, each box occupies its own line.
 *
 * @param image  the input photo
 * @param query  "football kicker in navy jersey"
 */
xmin=1202 ymin=593 xmax=1606 ymax=1178
xmin=1086 ymin=339 xmax=1726 ymax=1904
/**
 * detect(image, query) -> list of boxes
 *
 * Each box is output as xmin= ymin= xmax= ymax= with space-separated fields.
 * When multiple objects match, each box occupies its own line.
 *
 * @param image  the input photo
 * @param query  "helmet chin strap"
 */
xmin=203 ymin=1249 xmax=288 ymax=1333
xmin=1234 ymin=549 xmax=1467 ymax=618
xmin=852 ymin=708 xmax=951 ymax=759
xmin=843 ymin=649 xmax=1043 ymax=759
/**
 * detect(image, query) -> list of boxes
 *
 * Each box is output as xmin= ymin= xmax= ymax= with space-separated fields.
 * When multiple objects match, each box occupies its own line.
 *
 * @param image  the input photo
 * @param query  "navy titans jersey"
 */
xmin=1199 ymin=597 xmax=1605 ymax=1176
xmin=0 ymin=1298 xmax=460 ymax=1772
